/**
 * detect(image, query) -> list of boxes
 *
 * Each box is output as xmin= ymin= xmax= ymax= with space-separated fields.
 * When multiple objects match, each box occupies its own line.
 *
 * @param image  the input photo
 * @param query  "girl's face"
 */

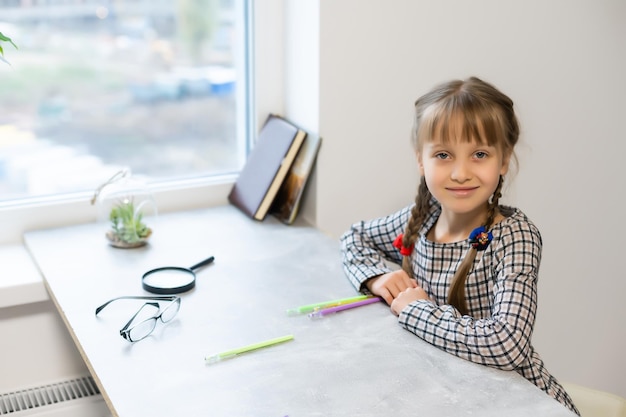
xmin=417 ymin=134 xmax=510 ymax=218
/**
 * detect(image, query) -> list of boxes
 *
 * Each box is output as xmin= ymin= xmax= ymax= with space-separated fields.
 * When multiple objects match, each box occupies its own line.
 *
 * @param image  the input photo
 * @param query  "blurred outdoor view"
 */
xmin=0 ymin=0 xmax=247 ymax=202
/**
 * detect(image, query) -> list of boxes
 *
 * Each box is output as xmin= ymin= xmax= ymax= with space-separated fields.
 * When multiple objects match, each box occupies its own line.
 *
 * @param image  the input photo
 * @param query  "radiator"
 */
xmin=0 ymin=375 xmax=111 ymax=417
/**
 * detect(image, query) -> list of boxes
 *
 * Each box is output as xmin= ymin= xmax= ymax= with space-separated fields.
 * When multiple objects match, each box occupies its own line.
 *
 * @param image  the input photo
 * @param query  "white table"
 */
xmin=24 ymin=205 xmax=577 ymax=417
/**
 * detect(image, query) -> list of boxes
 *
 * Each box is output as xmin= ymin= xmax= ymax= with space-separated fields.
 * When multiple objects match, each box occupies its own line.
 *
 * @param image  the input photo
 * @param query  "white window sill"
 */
xmin=0 ymin=244 xmax=49 ymax=308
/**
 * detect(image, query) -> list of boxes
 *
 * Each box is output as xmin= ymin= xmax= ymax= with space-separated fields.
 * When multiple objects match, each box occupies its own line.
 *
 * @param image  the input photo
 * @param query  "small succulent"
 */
xmin=106 ymin=199 xmax=152 ymax=248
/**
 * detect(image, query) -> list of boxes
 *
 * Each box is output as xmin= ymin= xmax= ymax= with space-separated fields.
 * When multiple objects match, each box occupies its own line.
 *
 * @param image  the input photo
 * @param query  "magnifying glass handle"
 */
xmin=190 ymin=256 xmax=215 ymax=271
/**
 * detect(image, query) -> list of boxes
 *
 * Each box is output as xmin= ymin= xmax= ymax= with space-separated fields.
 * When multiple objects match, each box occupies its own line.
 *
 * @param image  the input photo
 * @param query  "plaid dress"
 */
xmin=340 ymin=202 xmax=579 ymax=415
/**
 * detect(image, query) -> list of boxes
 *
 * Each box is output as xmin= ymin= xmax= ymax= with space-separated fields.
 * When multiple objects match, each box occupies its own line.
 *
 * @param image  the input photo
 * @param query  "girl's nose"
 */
xmin=450 ymin=161 xmax=471 ymax=182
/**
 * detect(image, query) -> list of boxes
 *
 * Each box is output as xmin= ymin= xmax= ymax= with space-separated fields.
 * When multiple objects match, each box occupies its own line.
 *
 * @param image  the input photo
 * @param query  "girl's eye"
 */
xmin=435 ymin=152 xmax=449 ymax=160
xmin=474 ymin=151 xmax=488 ymax=159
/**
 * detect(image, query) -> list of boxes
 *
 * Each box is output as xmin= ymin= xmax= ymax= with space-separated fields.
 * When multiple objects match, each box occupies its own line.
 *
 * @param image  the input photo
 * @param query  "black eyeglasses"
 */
xmin=95 ymin=296 xmax=181 ymax=342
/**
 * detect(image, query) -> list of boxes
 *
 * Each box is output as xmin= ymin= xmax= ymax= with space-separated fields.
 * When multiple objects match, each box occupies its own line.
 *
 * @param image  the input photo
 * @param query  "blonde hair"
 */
xmin=400 ymin=77 xmax=519 ymax=315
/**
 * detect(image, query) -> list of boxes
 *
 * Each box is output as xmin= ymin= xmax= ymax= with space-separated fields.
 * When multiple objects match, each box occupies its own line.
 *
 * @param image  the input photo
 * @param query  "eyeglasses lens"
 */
xmin=128 ymin=318 xmax=157 ymax=342
xmin=160 ymin=299 xmax=181 ymax=323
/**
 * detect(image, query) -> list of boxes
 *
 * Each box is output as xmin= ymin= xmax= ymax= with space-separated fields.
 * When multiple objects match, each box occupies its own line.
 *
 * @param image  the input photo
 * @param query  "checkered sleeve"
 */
xmin=398 ymin=218 xmax=542 ymax=370
xmin=340 ymin=206 xmax=412 ymax=291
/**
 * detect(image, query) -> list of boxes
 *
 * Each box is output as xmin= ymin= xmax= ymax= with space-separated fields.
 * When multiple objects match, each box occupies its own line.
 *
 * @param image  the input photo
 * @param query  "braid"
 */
xmin=484 ymin=176 xmax=504 ymax=229
xmin=447 ymin=251 xmax=476 ymax=315
xmin=447 ymin=176 xmax=504 ymax=315
xmin=401 ymin=177 xmax=431 ymax=277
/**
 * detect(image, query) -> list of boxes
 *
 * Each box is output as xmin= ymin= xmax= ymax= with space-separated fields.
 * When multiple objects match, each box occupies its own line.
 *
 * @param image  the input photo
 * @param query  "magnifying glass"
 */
xmin=142 ymin=256 xmax=215 ymax=295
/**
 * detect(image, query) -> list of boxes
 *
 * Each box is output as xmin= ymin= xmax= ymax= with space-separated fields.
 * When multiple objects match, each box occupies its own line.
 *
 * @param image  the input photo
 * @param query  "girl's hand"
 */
xmin=390 ymin=287 xmax=429 ymax=316
xmin=365 ymin=270 xmax=418 ymax=305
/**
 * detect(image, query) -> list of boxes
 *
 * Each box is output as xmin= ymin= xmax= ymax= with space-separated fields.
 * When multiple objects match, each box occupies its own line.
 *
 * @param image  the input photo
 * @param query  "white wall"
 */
xmin=288 ymin=0 xmax=626 ymax=399
xmin=0 ymin=301 xmax=89 ymax=392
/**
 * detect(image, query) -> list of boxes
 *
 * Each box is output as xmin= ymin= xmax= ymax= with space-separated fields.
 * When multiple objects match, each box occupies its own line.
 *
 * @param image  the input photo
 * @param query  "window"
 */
xmin=0 ymin=0 xmax=251 ymax=203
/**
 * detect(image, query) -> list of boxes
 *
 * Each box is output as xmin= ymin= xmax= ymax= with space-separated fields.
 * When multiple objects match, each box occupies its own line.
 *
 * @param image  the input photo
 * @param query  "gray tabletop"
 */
xmin=24 ymin=205 xmax=576 ymax=417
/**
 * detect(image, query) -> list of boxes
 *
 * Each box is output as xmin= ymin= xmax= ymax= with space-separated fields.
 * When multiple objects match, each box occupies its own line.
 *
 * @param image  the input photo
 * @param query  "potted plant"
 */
xmin=106 ymin=198 xmax=153 ymax=248
xmin=91 ymin=169 xmax=157 ymax=249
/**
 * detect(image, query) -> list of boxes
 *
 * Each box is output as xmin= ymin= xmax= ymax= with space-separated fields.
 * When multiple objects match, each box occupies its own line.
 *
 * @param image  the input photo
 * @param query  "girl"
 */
xmin=340 ymin=77 xmax=579 ymax=415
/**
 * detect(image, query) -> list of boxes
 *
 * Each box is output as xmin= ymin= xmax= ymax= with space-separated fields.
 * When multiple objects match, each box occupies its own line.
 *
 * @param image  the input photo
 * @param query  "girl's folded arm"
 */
xmin=398 ymin=263 xmax=538 ymax=370
xmin=340 ymin=207 xmax=410 ymax=290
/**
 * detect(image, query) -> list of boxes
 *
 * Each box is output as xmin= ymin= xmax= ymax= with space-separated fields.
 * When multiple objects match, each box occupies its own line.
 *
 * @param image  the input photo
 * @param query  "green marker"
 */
xmin=285 ymin=294 xmax=370 ymax=315
xmin=205 ymin=335 xmax=294 ymax=364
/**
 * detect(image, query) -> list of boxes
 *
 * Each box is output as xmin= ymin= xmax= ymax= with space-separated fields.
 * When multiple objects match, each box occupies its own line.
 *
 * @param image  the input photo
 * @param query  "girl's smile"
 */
xmin=446 ymin=186 xmax=479 ymax=198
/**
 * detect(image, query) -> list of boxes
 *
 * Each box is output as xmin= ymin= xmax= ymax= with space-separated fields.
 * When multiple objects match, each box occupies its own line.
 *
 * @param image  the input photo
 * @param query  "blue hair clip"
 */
xmin=469 ymin=226 xmax=492 ymax=251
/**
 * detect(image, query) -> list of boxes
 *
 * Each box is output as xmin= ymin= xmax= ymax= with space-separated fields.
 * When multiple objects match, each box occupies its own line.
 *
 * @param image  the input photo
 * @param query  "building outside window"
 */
xmin=0 ymin=0 xmax=250 ymax=203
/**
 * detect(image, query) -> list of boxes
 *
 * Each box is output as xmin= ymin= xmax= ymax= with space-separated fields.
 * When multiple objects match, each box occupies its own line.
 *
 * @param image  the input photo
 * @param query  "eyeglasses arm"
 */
xmin=95 ymin=295 xmax=178 ymax=315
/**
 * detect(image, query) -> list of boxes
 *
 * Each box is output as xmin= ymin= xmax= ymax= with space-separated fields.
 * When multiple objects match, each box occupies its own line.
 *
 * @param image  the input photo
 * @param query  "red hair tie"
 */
xmin=393 ymin=233 xmax=414 ymax=256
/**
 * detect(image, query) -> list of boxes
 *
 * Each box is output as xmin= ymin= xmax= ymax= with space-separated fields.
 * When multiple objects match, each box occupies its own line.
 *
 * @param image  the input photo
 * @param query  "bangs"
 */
xmin=418 ymin=96 xmax=504 ymax=149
